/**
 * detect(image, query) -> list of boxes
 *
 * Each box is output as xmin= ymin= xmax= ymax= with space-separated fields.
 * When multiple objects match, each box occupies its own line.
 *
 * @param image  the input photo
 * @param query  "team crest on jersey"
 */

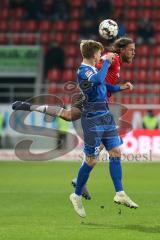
xmin=85 ymin=70 xmax=93 ymax=78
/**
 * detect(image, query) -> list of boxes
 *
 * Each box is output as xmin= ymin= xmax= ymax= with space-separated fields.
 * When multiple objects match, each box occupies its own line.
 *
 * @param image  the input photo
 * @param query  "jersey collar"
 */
xmin=81 ymin=62 xmax=97 ymax=71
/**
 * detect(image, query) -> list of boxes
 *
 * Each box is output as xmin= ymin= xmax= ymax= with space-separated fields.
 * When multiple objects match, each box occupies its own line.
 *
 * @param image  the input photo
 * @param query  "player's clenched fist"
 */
xmin=102 ymin=52 xmax=116 ymax=63
xmin=120 ymin=82 xmax=134 ymax=91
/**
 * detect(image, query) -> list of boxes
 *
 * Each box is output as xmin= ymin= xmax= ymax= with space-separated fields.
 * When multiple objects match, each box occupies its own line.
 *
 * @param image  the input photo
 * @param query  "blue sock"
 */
xmin=75 ymin=161 xmax=93 ymax=196
xmin=109 ymin=157 xmax=123 ymax=192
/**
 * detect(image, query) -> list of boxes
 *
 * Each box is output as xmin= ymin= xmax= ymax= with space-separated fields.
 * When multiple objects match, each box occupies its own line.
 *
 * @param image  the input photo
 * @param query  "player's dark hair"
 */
xmin=112 ymin=37 xmax=134 ymax=53
xmin=80 ymin=40 xmax=104 ymax=59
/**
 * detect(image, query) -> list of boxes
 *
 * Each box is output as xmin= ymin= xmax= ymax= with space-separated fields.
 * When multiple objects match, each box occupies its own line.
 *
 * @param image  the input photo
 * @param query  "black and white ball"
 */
xmin=99 ymin=19 xmax=119 ymax=40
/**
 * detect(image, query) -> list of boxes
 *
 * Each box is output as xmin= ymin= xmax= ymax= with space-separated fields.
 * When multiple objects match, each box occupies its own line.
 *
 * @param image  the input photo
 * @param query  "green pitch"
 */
xmin=0 ymin=161 xmax=160 ymax=240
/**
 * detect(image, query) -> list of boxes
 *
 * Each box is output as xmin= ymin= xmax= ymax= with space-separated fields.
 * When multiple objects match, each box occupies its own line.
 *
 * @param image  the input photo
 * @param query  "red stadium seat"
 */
xmin=64 ymin=45 xmax=79 ymax=57
xmin=54 ymin=33 xmax=65 ymax=44
xmin=121 ymin=96 xmax=131 ymax=104
xmin=48 ymin=69 xmax=62 ymax=82
xmin=12 ymin=34 xmax=24 ymax=45
xmin=152 ymin=84 xmax=160 ymax=94
xmin=125 ymin=21 xmax=137 ymax=32
xmin=151 ymin=58 xmax=160 ymax=69
xmin=151 ymin=46 xmax=160 ymax=57
xmin=114 ymin=0 xmax=124 ymax=7
xmin=152 ymin=70 xmax=160 ymax=82
xmin=128 ymin=0 xmax=139 ymax=7
xmin=152 ymin=96 xmax=160 ymax=104
xmin=120 ymin=70 xmax=134 ymax=81
xmin=62 ymin=70 xmax=76 ymax=81
xmin=56 ymin=85 xmax=64 ymax=94
xmin=0 ymin=8 xmax=10 ymax=19
xmin=135 ymin=58 xmax=149 ymax=69
xmin=1 ymin=0 xmax=8 ymax=7
xmin=136 ymin=45 xmax=149 ymax=57
xmin=53 ymin=21 xmax=66 ymax=32
xmin=10 ymin=20 xmax=23 ymax=32
xmin=67 ymin=33 xmax=79 ymax=43
xmin=154 ymin=23 xmax=160 ymax=32
xmin=0 ymin=34 xmax=9 ymax=44
xmin=24 ymin=20 xmax=38 ymax=32
xmin=12 ymin=8 xmax=26 ymax=19
xmin=68 ymin=21 xmax=80 ymax=31
xmin=48 ymin=84 xmax=57 ymax=94
xmin=139 ymin=9 xmax=152 ymax=19
xmin=135 ymin=70 xmax=149 ymax=82
xmin=146 ymin=96 xmax=159 ymax=104
xmin=155 ymin=34 xmax=160 ymax=44
xmin=135 ymin=84 xmax=148 ymax=94
xmin=65 ymin=57 xmax=78 ymax=69
xmin=136 ymin=96 xmax=146 ymax=104
xmin=126 ymin=9 xmax=138 ymax=20
xmin=70 ymin=9 xmax=82 ymax=19
xmin=122 ymin=63 xmax=134 ymax=70
xmin=140 ymin=0 xmax=152 ymax=7
xmin=39 ymin=33 xmax=52 ymax=45
xmin=0 ymin=20 xmax=9 ymax=32
xmin=71 ymin=0 xmax=84 ymax=7
xmin=24 ymin=34 xmax=37 ymax=45
xmin=153 ymin=10 xmax=160 ymax=20
xmin=49 ymin=85 xmax=65 ymax=95
xmin=39 ymin=20 xmax=52 ymax=32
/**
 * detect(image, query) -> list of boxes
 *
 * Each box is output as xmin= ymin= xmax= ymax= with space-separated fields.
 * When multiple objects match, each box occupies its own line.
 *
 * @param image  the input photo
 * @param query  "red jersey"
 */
xmin=96 ymin=51 xmax=122 ymax=85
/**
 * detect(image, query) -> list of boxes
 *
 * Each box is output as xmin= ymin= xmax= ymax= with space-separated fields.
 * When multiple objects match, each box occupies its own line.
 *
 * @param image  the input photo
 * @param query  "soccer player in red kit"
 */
xmin=12 ymin=37 xmax=138 ymax=208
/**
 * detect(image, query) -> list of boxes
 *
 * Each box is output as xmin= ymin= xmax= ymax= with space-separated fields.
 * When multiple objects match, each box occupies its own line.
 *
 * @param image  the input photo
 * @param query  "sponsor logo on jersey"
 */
xmin=85 ymin=70 xmax=94 ymax=78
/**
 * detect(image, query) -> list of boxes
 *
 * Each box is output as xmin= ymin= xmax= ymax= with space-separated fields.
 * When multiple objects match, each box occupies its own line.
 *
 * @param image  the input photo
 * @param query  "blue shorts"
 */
xmin=81 ymin=111 xmax=123 ymax=156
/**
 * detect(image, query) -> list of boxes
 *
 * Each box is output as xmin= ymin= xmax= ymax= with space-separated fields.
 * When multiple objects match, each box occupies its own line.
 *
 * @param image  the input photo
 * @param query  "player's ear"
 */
xmin=120 ymin=48 xmax=125 ymax=54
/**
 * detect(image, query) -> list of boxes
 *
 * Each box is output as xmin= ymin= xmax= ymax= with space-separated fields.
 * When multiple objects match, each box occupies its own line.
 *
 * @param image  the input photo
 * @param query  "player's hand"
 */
xmin=120 ymin=82 xmax=134 ymax=91
xmin=12 ymin=101 xmax=31 ymax=111
xmin=103 ymin=53 xmax=115 ymax=63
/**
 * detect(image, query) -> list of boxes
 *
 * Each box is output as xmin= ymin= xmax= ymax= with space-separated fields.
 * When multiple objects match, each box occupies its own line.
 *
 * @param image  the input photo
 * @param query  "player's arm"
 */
xmin=119 ymin=82 xmax=134 ymax=91
xmin=106 ymin=82 xmax=134 ymax=92
xmin=89 ymin=53 xmax=115 ymax=84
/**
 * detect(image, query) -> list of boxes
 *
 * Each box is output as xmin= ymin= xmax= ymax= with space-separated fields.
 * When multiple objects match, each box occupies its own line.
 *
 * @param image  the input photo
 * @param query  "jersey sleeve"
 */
xmin=106 ymin=83 xmax=121 ymax=92
xmin=78 ymin=67 xmax=95 ymax=81
xmin=89 ymin=59 xmax=110 ymax=84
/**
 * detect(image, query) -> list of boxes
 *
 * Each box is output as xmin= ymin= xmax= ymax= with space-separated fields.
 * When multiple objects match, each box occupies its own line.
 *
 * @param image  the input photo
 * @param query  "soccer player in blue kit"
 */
xmin=69 ymin=40 xmax=138 ymax=218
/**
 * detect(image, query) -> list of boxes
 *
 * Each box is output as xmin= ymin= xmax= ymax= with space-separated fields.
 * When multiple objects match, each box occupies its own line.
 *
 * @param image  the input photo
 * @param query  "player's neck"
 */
xmin=82 ymin=58 xmax=95 ymax=67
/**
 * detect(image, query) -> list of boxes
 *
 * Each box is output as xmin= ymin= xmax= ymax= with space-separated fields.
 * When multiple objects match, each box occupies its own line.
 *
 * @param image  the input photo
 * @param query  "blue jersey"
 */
xmin=77 ymin=60 xmax=123 ymax=155
xmin=77 ymin=60 xmax=120 ymax=113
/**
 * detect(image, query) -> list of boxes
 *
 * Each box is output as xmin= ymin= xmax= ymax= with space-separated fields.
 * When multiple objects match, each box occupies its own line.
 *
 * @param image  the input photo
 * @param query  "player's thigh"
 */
xmin=102 ymin=133 xmax=123 ymax=153
xmin=81 ymin=114 xmax=103 ymax=146
xmin=101 ymin=114 xmax=123 ymax=152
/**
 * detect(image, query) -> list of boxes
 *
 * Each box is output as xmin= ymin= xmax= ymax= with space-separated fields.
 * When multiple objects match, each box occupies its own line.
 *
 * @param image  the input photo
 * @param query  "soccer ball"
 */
xmin=99 ymin=19 xmax=119 ymax=40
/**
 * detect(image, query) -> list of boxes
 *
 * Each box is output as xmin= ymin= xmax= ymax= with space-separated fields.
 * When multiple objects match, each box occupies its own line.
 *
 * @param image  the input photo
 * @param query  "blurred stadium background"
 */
xmin=0 ymin=0 xmax=160 ymax=161
xmin=0 ymin=1 xmax=160 ymax=240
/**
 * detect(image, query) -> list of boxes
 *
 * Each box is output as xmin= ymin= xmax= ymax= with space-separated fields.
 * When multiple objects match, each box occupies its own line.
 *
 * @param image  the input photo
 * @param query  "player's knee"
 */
xmin=108 ymin=147 xmax=121 ymax=158
xmin=86 ymin=156 xmax=99 ymax=167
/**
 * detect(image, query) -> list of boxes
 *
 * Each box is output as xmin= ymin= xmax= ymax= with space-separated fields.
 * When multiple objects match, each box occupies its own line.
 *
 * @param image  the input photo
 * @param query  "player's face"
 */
xmin=94 ymin=50 xmax=102 ymax=64
xmin=121 ymin=43 xmax=135 ymax=63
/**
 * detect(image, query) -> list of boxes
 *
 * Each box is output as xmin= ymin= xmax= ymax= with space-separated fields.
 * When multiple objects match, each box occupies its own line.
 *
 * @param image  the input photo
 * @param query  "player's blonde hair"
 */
xmin=80 ymin=40 xmax=104 ymax=59
xmin=112 ymin=37 xmax=134 ymax=53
